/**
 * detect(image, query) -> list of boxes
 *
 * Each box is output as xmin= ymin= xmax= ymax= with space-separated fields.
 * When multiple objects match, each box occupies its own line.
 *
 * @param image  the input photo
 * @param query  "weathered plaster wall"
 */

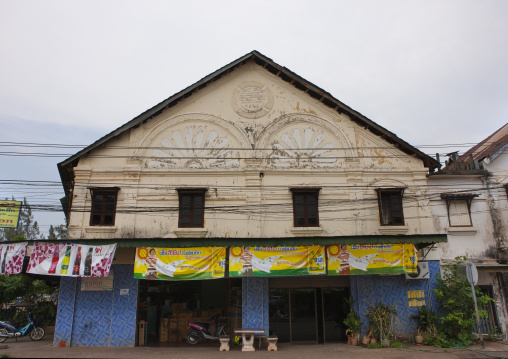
xmin=67 ymin=60 xmax=434 ymax=241
xmin=428 ymin=152 xmax=508 ymax=336
xmin=428 ymin=175 xmax=494 ymax=260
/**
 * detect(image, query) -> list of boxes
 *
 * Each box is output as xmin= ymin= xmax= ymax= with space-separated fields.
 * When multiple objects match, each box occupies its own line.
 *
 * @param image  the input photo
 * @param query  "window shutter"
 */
xmin=449 ymin=200 xmax=471 ymax=226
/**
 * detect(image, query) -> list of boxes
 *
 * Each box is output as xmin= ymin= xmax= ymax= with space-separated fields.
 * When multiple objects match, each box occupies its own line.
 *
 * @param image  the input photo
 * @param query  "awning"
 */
xmin=60 ymin=234 xmax=446 ymax=248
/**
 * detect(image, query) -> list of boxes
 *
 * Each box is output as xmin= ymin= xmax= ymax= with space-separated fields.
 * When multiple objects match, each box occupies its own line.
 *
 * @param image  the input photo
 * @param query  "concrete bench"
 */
xmin=267 ymin=335 xmax=278 ymax=351
xmin=234 ymin=328 xmax=265 ymax=352
xmin=219 ymin=335 xmax=230 ymax=351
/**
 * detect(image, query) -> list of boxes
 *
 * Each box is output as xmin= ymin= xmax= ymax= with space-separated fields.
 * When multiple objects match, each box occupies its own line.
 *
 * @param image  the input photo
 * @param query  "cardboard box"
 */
xmin=172 ymin=303 xmax=183 ymax=312
xmin=159 ymin=318 xmax=170 ymax=342
xmin=169 ymin=333 xmax=178 ymax=342
xmin=160 ymin=331 xmax=169 ymax=342
xmin=179 ymin=311 xmax=193 ymax=319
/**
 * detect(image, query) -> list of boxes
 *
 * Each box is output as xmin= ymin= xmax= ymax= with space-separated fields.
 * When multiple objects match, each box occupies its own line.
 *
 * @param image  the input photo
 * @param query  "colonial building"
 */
xmin=54 ymin=51 xmax=445 ymax=347
xmin=428 ymin=123 xmax=508 ymax=337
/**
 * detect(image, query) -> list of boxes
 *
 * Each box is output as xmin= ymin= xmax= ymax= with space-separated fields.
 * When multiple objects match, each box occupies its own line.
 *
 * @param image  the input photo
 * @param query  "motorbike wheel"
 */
xmin=186 ymin=330 xmax=200 ymax=345
xmin=0 ymin=329 xmax=8 ymax=343
xmin=30 ymin=327 xmax=45 ymax=341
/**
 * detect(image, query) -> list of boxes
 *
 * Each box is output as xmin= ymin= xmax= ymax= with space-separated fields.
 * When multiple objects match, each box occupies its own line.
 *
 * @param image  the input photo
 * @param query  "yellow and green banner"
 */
xmin=134 ymin=247 xmax=226 ymax=280
xmin=0 ymin=201 xmax=22 ymax=229
xmin=229 ymin=245 xmax=325 ymax=277
xmin=327 ymin=243 xmax=417 ymax=276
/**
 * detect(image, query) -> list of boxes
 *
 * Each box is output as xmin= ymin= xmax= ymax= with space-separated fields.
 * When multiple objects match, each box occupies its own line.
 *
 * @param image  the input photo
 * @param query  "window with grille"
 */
xmin=89 ymin=188 xmax=119 ymax=226
xmin=377 ymin=189 xmax=404 ymax=226
xmin=291 ymin=188 xmax=320 ymax=227
xmin=178 ymin=189 xmax=206 ymax=228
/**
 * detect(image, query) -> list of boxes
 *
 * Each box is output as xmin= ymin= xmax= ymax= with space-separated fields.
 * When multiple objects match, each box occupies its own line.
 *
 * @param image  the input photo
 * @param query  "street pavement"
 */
xmin=1 ymin=335 xmax=508 ymax=358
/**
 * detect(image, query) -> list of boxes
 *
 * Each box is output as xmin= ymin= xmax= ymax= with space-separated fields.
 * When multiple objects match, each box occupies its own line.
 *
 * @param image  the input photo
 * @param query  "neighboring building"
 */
xmin=54 ymin=51 xmax=445 ymax=347
xmin=428 ymin=123 xmax=508 ymax=336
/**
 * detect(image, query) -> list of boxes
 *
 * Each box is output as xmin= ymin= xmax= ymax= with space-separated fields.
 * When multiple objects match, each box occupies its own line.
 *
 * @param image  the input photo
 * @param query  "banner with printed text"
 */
xmin=0 ymin=201 xmax=22 ymax=229
xmin=27 ymin=242 xmax=116 ymax=277
xmin=134 ymin=247 xmax=226 ymax=280
xmin=229 ymin=245 xmax=325 ymax=277
xmin=0 ymin=242 xmax=27 ymax=275
xmin=327 ymin=243 xmax=417 ymax=276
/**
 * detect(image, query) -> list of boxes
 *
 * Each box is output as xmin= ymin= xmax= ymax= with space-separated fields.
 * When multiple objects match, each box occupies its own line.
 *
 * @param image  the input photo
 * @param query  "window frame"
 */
xmin=177 ymin=188 xmax=207 ymax=228
xmin=290 ymin=188 xmax=320 ymax=228
xmin=376 ymin=188 xmax=405 ymax=226
xmin=89 ymin=187 xmax=119 ymax=226
xmin=441 ymin=193 xmax=477 ymax=227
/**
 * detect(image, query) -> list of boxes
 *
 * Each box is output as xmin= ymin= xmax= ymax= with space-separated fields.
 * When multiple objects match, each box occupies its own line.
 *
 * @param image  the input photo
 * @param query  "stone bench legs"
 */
xmin=219 ymin=336 xmax=230 ymax=351
xmin=267 ymin=336 xmax=278 ymax=351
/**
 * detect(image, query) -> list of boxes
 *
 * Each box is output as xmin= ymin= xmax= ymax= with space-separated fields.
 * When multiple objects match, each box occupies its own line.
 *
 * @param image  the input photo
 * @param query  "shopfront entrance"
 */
xmin=136 ymin=278 xmax=241 ymax=346
xmin=268 ymin=277 xmax=350 ymax=343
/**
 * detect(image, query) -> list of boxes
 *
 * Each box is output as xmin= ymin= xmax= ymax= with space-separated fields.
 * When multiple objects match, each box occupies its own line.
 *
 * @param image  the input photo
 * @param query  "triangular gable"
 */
xmin=58 ymin=51 xmax=440 ymax=189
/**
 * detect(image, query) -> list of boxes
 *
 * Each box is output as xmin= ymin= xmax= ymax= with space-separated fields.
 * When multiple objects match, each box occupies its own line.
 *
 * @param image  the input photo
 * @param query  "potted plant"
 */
xmin=344 ymin=311 xmax=363 ymax=345
xmin=362 ymin=326 xmax=373 ymax=345
xmin=415 ymin=306 xmax=438 ymax=338
xmin=366 ymin=301 xmax=397 ymax=347
xmin=415 ymin=327 xmax=424 ymax=344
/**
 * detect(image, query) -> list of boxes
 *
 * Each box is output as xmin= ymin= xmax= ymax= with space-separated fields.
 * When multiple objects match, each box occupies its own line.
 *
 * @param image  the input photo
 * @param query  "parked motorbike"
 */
xmin=0 ymin=312 xmax=45 ymax=342
xmin=186 ymin=314 xmax=227 ymax=345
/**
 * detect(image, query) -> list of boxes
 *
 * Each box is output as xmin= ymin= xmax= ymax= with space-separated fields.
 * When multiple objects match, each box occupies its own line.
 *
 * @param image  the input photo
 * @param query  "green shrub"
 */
xmin=367 ymin=342 xmax=382 ymax=349
xmin=366 ymin=301 xmax=397 ymax=340
xmin=433 ymin=256 xmax=493 ymax=346
xmin=415 ymin=306 xmax=438 ymax=337
xmin=389 ymin=340 xmax=404 ymax=348
xmin=0 ymin=307 xmax=17 ymax=323
xmin=28 ymin=301 xmax=57 ymax=327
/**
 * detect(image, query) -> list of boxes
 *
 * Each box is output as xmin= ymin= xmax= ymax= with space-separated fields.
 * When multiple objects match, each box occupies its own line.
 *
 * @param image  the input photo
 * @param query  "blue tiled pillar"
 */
xmin=427 ymin=260 xmax=442 ymax=316
xmin=242 ymin=277 xmax=269 ymax=335
xmin=110 ymin=264 xmax=138 ymax=347
xmin=53 ymin=264 xmax=138 ymax=347
xmin=54 ymin=276 xmax=78 ymax=347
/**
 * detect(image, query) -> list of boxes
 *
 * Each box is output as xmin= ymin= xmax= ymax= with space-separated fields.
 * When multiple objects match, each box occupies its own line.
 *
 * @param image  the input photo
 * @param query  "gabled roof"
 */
xmin=58 ymin=50 xmax=440 ymax=184
xmin=459 ymin=122 xmax=508 ymax=163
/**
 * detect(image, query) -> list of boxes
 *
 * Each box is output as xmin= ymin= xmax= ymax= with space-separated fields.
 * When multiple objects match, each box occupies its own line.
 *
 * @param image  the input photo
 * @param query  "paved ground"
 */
xmin=1 ymin=335 xmax=508 ymax=359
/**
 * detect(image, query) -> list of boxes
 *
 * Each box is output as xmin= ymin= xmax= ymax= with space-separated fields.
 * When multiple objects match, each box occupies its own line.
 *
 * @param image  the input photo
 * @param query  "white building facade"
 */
xmin=429 ymin=123 xmax=508 ymax=336
xmin=54 ymin=51 xmax=445 ymax=347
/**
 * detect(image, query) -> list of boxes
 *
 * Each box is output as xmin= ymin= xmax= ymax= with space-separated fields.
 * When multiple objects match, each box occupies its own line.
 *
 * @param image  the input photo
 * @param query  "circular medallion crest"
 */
xmin=232 ymin=81 xmax=273 ymax=119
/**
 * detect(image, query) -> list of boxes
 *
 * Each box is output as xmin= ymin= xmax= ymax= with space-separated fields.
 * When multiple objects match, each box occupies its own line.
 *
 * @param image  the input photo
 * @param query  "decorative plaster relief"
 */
xmin=378 ymin=226 xmax=409 ymax=235
xmin=135 ymin=114 xmax=251 ymax=170
xmin=84 ymin=226 xmax=118 ymax=233
xmin=256 ymin=114 xmax=355 ymax=169
xmin=446 ymin=226 xmax=477 ymax=235
xmin=148 ymin=126 xmax=240 ymax=169
xmin=135 ymin=113 xmax=360 ymax=171
xmin=267 ymin=127 xmax=338 ymax=168
xmin=174 ymin=228 xmax=208 ymax=238
xmin=290 ymin=227 xmax=324 ymax=236
xmin=231 ymin=81 xmax=273 ymax=119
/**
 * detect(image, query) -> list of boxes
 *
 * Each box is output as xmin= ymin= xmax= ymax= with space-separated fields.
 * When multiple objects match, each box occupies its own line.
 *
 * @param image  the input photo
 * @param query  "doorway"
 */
xmin=268 ymin=284 xmax=350 ymax=343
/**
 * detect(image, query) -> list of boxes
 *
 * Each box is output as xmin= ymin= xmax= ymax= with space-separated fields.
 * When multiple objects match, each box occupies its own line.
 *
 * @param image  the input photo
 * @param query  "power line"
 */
xmin=1 ymin=140 xmax=505 ymax=150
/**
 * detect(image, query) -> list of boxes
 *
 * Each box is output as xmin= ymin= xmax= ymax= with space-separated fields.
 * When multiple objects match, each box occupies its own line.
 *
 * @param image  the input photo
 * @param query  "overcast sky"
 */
xmin=1 ymin=0 xmax=507 ymax=235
